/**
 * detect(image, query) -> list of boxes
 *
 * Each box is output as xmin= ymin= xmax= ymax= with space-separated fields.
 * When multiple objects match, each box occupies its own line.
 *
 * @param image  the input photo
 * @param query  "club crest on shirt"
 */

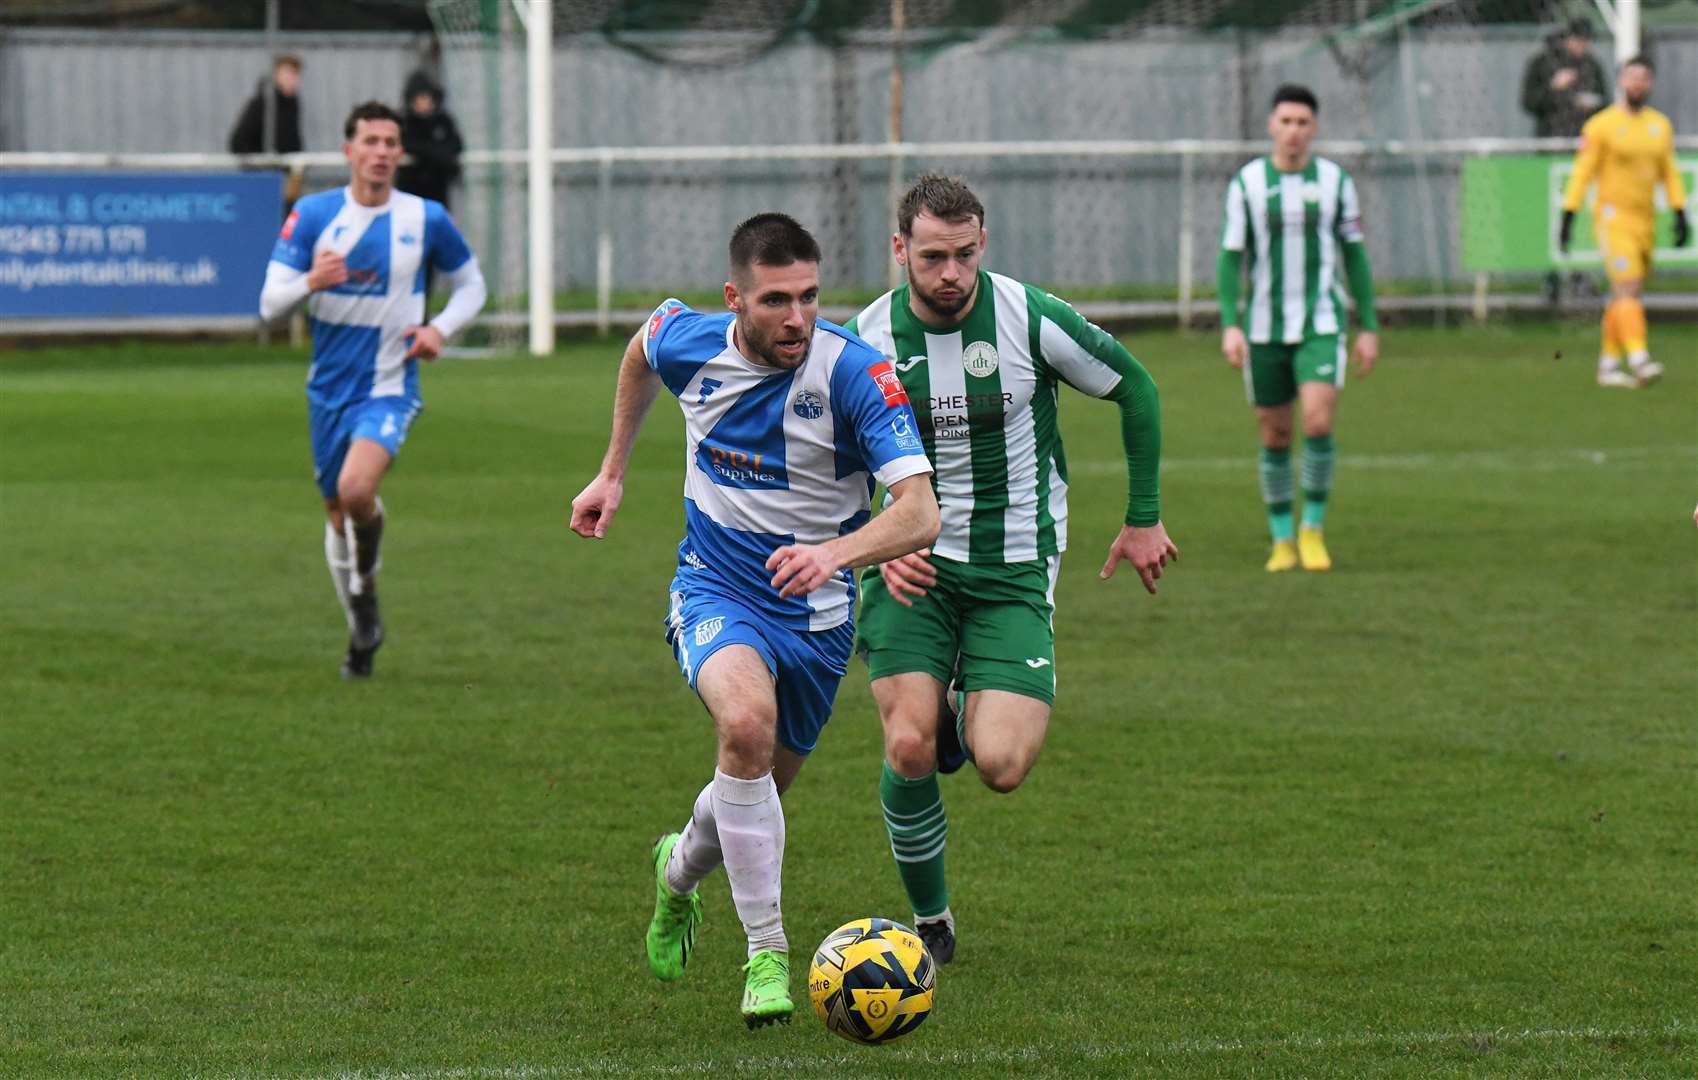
xmin=867 ymin=360 xmax=909 ymax=407
xmin=962 ymin=340 xmax=999 ymax=379
xmin=792 ymin=389 xmax=824 ymax=420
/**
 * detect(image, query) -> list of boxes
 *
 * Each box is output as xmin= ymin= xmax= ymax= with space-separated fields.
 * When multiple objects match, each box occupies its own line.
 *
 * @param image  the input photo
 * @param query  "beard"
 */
xmin=909 ymin=270 xmax=977 ymax=322
xmin=738 ymin=314 xmax=812 ymax=369
xmin=1624 ymin=87 xmax=1649 ymax=107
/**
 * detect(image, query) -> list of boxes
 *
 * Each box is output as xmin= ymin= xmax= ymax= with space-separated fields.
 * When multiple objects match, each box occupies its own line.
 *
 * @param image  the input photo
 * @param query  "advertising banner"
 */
xmin=0 ymin=172 xmax=282 ymax=319
xmin=1462 ymin=155 xmax=1698 ymax=273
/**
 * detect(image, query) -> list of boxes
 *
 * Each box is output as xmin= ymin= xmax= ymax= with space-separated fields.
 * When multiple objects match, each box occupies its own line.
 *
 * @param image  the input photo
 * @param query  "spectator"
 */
xmin=1520 ymin=19 xmax=1608 ymax=138
xmin=1521 ymin=21 xmax=1607 ymax=304
xmin=229 ymin=54 xmax=305 ymax=155
xmin=396 ymin=71 xmax=464 ymax=211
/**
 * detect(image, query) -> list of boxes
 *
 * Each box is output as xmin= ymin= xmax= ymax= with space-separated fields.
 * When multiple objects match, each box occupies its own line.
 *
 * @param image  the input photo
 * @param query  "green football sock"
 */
xmin=1259 ymin=446 xmax=1295 ymax=541
xmin=880 ymin=763 xmax=950 ymax=920
xmin=1301 ymin=433 xmax=1334 ymax=529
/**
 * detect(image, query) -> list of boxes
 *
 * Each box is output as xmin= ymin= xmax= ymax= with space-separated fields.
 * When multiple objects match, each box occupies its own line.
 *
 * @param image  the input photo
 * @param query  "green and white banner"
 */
xmin=1461 ymin=155 xmax=1698 ymax=272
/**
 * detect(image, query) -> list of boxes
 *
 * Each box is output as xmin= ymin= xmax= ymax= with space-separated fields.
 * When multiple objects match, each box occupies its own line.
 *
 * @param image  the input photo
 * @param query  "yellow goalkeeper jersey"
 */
xmin=1562 ymin=104 xmax=1686 ymax=222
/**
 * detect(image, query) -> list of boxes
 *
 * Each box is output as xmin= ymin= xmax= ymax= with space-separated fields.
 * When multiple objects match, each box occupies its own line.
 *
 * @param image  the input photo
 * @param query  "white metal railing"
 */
xmin=19 ymin=135 xmax=1695 ymax=173
xmin=6 ymin=136 xmax=1695 ymax=335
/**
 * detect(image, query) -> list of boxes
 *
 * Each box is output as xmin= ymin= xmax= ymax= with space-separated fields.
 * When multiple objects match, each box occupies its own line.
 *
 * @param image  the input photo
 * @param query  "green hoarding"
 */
xmin=1461 ymin=155 xmax=1698 ymax=273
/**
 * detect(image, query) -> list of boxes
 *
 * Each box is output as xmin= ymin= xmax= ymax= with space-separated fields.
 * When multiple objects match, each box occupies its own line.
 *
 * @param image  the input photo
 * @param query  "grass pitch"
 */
xmin=2 ymin=320 xmax=1694 ymax=1078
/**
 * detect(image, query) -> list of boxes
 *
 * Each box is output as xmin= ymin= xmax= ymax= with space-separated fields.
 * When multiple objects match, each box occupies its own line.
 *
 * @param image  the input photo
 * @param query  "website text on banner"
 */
xmin=0 ymin=173 xmax=282 ymax=319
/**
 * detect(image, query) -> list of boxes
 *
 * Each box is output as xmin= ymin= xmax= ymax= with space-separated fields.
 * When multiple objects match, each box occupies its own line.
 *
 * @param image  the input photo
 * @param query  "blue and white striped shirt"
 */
xmin=262 ymin=187 xmax=483 ymax=409
xmin=645 ymin=299 xmax=933 ymax=631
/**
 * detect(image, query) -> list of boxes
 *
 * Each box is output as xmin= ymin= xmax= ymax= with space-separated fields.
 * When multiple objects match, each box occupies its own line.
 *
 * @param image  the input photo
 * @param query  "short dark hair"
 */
xmin=728 ymin=213 xmax=821 ymax=280
xmin=1622 ymin=54 xmax=1654 ymax=72
xmin=1563 ymin=18 xmax=1593 ymax=40
xmin=897 ymin=173 xmax=986 ymax=237
xmin=274 ymin=53 xmax=303 ymax=72
xmin=343 ymin=101 xmax=403 ymax=140
xmin=1270 ymin=84 xmax=1319 ymax=114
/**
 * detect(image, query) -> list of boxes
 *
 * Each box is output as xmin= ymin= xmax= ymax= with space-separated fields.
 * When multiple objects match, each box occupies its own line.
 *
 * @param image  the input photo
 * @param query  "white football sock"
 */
xmin=1627 ymin=350 xmax=1652 ymax=370
xmin=916 ymin=906 xmax=954 ymax=931
xmin=712 ymin=768 xmax=787 ymax=957
xmin=665 ymin=781 xmax=723 ymax=896
xmin=324 ymin=522 xmax=356 ymax=631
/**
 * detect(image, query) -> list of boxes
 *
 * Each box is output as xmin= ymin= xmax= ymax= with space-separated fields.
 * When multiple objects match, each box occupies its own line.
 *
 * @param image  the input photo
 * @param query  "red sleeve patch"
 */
xmin=868 ymin=360 xmax=909 ymax=407
xmin=648 ymin=300 xmax=683 ymax=341
xmin=279 ymin=210 xmax=299 ymax=240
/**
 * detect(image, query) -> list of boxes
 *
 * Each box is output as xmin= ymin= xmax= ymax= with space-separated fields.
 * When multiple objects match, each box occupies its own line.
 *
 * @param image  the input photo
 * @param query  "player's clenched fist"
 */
xmin=570 ymin=474 xmax=624 ymax=539
xmin=306 ymin=250 xmax=348 ymax=291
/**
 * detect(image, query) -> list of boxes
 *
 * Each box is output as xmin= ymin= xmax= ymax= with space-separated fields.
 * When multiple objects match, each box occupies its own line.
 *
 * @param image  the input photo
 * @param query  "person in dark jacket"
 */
xmin=396 ymin=71 xmax=464 ymax=211
xmin=229 ymin=54 xmax=305 ymax=155
xmin=1520 ymin=20 xmax=1608 ymax=138
xmin=1520 ymin=20 xmax=1607 ymax=304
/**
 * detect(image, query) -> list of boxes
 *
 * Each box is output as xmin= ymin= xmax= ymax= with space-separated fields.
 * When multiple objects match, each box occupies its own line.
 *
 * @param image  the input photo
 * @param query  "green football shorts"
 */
xmin=856 ymin=552 xmax=1059 ymax=705
xmin=1246 ymin=333 xmax=1345 ymax=407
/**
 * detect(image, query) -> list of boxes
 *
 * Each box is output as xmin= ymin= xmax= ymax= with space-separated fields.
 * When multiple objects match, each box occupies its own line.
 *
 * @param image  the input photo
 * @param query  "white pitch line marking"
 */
xmin=1067 ymin=444 xmax=1695 ymax=475
xmin=230 ymin=1020 xmax=1694 ymax=1080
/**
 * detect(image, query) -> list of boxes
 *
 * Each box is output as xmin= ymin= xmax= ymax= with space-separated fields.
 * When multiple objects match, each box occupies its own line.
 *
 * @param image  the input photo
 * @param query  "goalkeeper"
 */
xmin=1560 ymin=56 xmax=1690 ymax=389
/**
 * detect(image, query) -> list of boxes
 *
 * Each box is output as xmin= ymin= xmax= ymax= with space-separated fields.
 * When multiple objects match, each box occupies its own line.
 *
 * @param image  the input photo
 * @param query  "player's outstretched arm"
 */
xmin=1662 ymin=139 xmax=1690 ymax=248
xmin=767 ymin=475 xmax=939 ymax=599
xmin=1218 ymin=249 xmax=1248 ymax=368
xmin=570 ymin=330 xmax=662 ymax=540
xmin=1218 ymin=176 xmax=1250 ymax=368
xmin=1340 ymin=240 xmax=1380 ymax=375
xmin=405 ymin=257 xmax=488 ymax=360
xmin=1093 ymin=358 xmax=1176 ymax=594
xmin=1561 ymin=120 xmax=1603 ymax=221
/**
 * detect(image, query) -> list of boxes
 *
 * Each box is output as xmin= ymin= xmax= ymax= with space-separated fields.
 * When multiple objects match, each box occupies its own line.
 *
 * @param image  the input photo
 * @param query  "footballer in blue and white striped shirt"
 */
xmin=570 ymin=213 xmax=937 ymax=1027
xmin=260 ymin=100 xmax=486 ymax=678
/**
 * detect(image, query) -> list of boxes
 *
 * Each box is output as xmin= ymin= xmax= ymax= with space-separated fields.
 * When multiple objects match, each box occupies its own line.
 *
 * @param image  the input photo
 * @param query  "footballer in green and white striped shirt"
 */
xmin=1218 ymin=83 xmax=1380 ymax=574
xmin=847 ymin=174 xmax=1178 ymax=963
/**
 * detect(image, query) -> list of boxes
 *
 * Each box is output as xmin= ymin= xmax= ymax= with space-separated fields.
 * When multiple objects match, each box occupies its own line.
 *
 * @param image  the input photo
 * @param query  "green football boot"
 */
xmin=644 ymin=833 xmax=702 ymax=982
xmin=740 ymin=949 xmax=794 ymax=1028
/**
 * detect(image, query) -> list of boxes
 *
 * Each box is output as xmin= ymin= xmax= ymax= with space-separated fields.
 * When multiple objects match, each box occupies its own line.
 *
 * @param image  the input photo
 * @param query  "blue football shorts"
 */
xmin=665 ymin=582 xmax=855 ymax=757
xmin=308 ymin=395 xmax=423 ymax=499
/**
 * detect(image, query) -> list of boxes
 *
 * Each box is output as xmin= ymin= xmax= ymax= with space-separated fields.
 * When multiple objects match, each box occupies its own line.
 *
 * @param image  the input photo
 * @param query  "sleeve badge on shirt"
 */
xmin=279 ymin=210 xmax=299 ymax=240
xmin=891 ymin=411 xmax=923 ymax=452
xmin=867 ymin=360 xmax=909 ymax=407
xmin=648 ymin=300 xmax=684 ymax=341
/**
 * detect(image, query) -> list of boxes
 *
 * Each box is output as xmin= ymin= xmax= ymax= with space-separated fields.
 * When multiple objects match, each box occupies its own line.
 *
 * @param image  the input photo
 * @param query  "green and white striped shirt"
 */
xmin=1221 ymin=155 xmax=1365 ymax=345
xmin=848 ymin=271 xmax=1161 ymax=565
